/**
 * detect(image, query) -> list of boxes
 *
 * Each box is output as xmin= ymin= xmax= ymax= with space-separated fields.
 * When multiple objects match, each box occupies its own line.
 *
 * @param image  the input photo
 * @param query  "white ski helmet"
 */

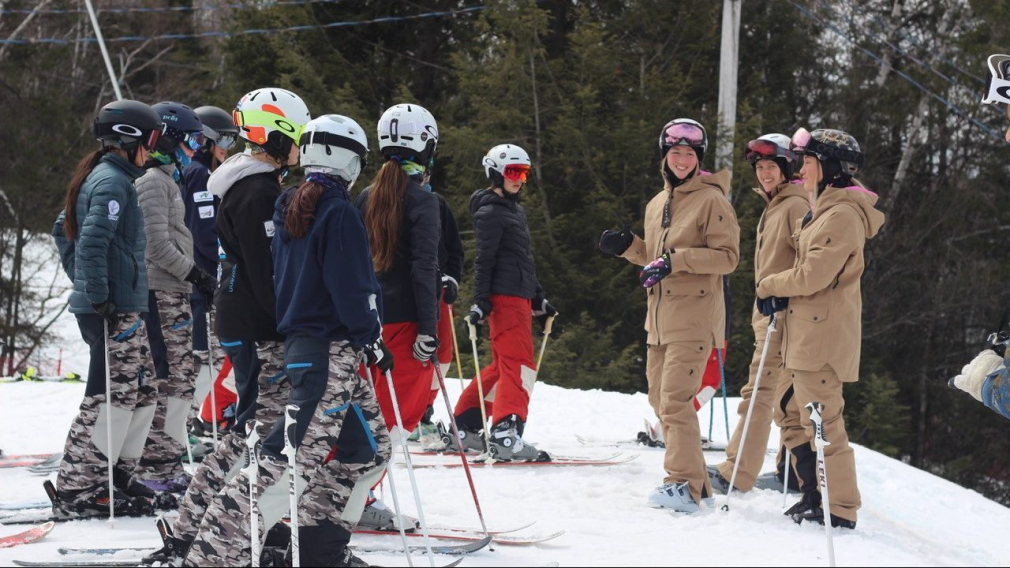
xmin=232 ymin=87 xmax=311 ymax=160
xmin=482 ymin=144 xmax=532 ymax=185
xmin=299 ymin=115 xmax=369 ymax=185
xmin=982 ymin=54 xmax=1010 ymax=106
xmin=745 ymin=133 xmax=796 ymax=179
xmin=376 ymin=103 xmax=438 ymax=164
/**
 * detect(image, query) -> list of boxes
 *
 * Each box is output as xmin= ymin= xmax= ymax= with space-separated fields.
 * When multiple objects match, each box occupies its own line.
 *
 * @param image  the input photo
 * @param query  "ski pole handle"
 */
xmin=467 ymin=321 xmax=478 ymax=342
xmin=282 ymin=405 xmax=299 ymax=457
xmin=543 ymin=314 xmax=556 ymax=337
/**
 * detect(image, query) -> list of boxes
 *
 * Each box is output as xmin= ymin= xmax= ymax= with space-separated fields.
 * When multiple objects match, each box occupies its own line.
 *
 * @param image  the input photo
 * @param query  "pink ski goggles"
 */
xmin=662 ymin=122 xmax=705 ymax=149
xmin=790 ymin=127 xmax=811 ymax=154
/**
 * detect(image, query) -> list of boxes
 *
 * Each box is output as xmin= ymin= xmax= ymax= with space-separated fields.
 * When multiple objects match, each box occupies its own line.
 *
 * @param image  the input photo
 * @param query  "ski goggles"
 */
xmin=216 ymin=133 xmax=238 ymax=151
xmin=142 ymin=124 xmax=166 ymax=151
xmin=183 ymin=131 xmax=206 ymax=152
xmin=232 ymin=109 xmax=305 ymax=143
xmin=502 ymin=164 xmax=530 ymax=182
xmin=790 ymin=127 xmax=812 ymax=154
xmin=661 ymin=122 xmax=705 ymax=149
xmin=745 ymin=139 xmax=794 ymax=163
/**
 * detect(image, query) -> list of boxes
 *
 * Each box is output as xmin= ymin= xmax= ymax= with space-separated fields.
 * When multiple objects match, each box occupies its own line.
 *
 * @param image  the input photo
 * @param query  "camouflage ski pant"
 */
xmin=57 ymin=314 xmax=154 ymax=500
xmin=134 ymin=291 xmax=198 ymax=480
xmin=186 ymin=338 xmax=391 ymax=566
xmin=172 ymin=340 xmax=288 ymax=547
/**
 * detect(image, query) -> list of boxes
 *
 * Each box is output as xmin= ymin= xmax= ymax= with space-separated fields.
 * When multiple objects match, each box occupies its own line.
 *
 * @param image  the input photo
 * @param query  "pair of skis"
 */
xmin=407 ymin=451 xmax=638 ymax=469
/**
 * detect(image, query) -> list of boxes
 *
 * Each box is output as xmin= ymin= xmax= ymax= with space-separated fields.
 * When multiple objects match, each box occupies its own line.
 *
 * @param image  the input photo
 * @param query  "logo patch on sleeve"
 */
xmin=264 ymin=220 xmax=276 ymax=238
xmin=108 ymin=200 xmax=121 ymax=221
xmin=193 ymin=191 xmax=214 ymax=203
xmin=198 ymin=205 xmax=215 ymax=219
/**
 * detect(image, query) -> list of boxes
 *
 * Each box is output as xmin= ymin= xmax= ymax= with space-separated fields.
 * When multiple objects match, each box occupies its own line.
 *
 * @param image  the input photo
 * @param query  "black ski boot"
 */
xmin=141 ymin=516 xmax=191 ymax=566
xmin=792 ymin=505 xmax=857 ymax=530
xmin=60 ymin=485 xmax=158 ymax=518
xmin=299 ymin=524 xmax=367 ymax=567
xmin=114 ymin=465 xmax=179 ymax=510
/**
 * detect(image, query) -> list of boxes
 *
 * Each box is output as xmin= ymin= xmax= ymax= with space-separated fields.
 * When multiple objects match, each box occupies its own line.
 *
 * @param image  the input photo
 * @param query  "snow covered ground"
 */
xmin=0 ymin=377 xmax=1007 ymax=567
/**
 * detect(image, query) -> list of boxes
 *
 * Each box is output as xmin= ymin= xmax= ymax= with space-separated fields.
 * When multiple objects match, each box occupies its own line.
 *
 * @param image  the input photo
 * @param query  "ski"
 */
xmin=20 ymin=555 xmax=467 ymax=567
xmin=58 ymin=536 xmax=493 ymax=557
xmin=0 ymin=521 xmax=55 ymax=549
xmin=27 ymin=454 xmax=64 ymax=475
xmin=354 ymin=528 xmax=564 ymax=546
xmin=574 ymin=433 xmax=737 ymax=452
xmin=0 ymin=501 xmax=50 ymax=511
xmin=0 ymin=454 xmax=59 ymax=469
xmin=408 ymin=453 xmax=637 ymax=469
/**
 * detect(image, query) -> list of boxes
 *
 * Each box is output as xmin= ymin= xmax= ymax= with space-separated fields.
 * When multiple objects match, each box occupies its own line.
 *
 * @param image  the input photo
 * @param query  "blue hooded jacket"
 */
xmin=52 ymin=152 xmax=149 ymax=314
xmin=272 ymin=180 xmax=383 ymax=348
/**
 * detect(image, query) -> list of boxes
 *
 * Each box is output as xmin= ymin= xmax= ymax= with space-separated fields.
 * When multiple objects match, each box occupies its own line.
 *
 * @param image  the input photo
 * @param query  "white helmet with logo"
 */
xmin=299 ymin=115 xmax=369 ymax=185
xmin=482 ymin=144 xmax=531 ymax=179
xmin=376 ymin=103 xmax=438 ymax=164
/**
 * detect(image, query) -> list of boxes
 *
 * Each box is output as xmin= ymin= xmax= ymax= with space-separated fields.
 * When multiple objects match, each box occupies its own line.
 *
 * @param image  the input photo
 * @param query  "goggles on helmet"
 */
xmin=143 ymin=123 xmax=166 ymax=151
xmin=183 ymin=131 xmax=205 ymax=152
xmin=662 ymin=122 xmax=705 ymax=149
xmin=804 ymin=137 xmax=864 ymax=166
xmin=216 ymin=133 xmax=238 ymax=151
xmin=233 ymin=109 xmax=305 ymax=143
xmin=503 ymin=164 xmax=531 ymax=182
xmin=745 ymin=139 xmax=795 ymax=163
xmin=790 ymin=127 xmax=811 ymax=154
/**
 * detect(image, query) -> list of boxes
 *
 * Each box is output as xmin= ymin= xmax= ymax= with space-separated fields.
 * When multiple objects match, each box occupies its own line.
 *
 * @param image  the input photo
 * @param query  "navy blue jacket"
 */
xmin=273 ymin=185 xmax=383 ymax=349
xmin=181 ymin=152 xmax=220 ymax=277
xmin=52 ymin=152 xmax=149 ymax=314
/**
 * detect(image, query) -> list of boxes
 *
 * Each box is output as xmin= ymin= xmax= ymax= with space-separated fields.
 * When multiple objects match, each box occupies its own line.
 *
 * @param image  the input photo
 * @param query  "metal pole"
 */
xmin=243 ymin=421 xmax=262 ymax=568
xmin=207 ymin=312 xmax=218 ymax=444
xmin=282 ymin=405 xmax=300 ymax=568
xmin=722 ymin=314 xmax=777 ymax=511
xmin=466 ymin=322 xmax=492 ymax=457
xmin=82 ymin=0 xmax=123 ymax=101
xmin=807 ymin=402 xmax=836 ymax=568
xmin=715 ymin=0 xmax=741 ymax=172
xmin=447 ymin=305 xmax=466 ymax=394
xmin=783 ymin=447 xmax=792 ymax=509
xmin=533 ymin=315 xmax=555 ymax=391
xmin=103 ymin=319 xmax=115 ymax=527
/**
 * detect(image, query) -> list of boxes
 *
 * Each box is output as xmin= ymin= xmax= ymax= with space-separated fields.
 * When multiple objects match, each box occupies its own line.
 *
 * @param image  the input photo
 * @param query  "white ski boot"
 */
xmin=428 ymin=421 xmax=485 ymax=454
xmin=647 ymin=481 xmax=714 ymax=513
xmin=358 ymin=498 xmax=419 ymax=531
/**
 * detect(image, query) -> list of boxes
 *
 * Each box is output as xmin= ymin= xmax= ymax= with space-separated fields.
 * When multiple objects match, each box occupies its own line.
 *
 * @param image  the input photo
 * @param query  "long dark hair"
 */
xmin=63 ymin=150 xmax=107 ymax=241
xmin=284 ymin=180 xmax=325 ymax=239
xmin=365 ymin=159 xmax=409 ymax=272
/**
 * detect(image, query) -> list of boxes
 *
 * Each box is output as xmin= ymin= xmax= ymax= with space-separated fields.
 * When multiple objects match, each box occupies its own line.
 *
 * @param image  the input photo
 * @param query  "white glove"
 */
xmin=952 ymin=349 xmax=1004 ymax=402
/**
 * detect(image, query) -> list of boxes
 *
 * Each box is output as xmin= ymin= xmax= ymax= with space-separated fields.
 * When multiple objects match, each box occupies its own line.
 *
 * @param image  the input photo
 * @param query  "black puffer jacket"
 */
xmin=435 ymin=192 xmax=464 ymax=285
xmin=355 ymin=181 xmax=440 ymax=337
xmin=469 ymin=188 xmax=544 ymax=313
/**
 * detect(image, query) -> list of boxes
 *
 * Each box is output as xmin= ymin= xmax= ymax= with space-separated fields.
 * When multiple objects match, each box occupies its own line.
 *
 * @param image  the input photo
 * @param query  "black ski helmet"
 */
xmin=93 ymin=100 xmax=164 ymax=151
xmin=152 ymin=101 xmax=203 ymax=154
xmin=194 ymin=105 xmax=240 ymax=149
xmin=659 ymin=118 xmax=708 ymax=164
xmin=801 ymin=129 xmax=864 ymax=192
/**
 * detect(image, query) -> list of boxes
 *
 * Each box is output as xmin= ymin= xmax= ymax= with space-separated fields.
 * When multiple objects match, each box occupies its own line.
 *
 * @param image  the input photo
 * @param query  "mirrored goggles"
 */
xmin=790 ymin=127 xmax=811 ymax=154
xmin=745 ymin=139 xmax=794 ymax=163
xmin=662 ymin=123 xmax=705 ymax=148
xmin=503 ymin=164 xmax=530 ymax=182
xmin=184 ymin=131 xmax=205 ymax=152
xmin=216 ymin=133 xmax=238 ymax=151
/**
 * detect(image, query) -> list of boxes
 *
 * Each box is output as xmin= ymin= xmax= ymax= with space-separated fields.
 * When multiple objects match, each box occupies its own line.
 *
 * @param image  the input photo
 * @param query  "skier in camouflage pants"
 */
xmin=186 ymin=342 xmax=391 ymax=566
xmin=167 ymin=340 xmax=288 ymax=554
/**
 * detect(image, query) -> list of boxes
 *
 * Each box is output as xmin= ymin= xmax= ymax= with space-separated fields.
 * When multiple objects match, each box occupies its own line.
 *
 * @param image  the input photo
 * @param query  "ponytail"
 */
xmin=63 ymin=150 xmax=106 ymax=241
xmin=284 ymin=180 xmax=325 ymax=239
xmin=365 ymin=160 xmax=409 ymax=272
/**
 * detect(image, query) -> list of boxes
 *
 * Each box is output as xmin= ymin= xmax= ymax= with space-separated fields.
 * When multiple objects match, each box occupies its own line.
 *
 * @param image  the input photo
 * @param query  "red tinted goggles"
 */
xmin=503 ymin=164 xmax=530 ymax=182
xmin=143 ymin=124 xmax=166 ymax=150
xmin=745 ymin=139 xmax=794 ymax=163
xmin=662 ymin=123 xmax=705 ymax=148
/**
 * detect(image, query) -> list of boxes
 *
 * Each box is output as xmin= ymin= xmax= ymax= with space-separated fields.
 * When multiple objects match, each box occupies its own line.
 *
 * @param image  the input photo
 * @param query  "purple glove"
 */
xmin=639 ymin=252 xmax=672 ymax=288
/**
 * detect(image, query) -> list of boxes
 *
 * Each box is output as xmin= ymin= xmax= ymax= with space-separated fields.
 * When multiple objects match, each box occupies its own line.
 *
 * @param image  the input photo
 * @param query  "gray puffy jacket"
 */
xmin=135 ymin=163 xmax=196 ymax=294
xmin=52 ymin=152 xmax=149 ymax=314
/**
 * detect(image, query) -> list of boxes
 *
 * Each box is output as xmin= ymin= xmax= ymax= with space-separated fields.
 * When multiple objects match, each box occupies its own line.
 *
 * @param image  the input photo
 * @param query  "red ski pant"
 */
xmin=453 ymin=295 xmax=536 ymax=425
xmin=367 ymin=321 xmax=435 ymax=434
xmin=695 ymin=343 xmax=728 ymax=411
xmin=425 ymin=300 xmax=456 ymax=407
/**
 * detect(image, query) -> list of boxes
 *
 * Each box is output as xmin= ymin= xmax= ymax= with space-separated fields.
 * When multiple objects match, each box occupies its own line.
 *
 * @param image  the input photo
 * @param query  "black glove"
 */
xmin=599 ymin=225 xmax=635 ymax=256
xmin=92 ymin=301 xmax=118 ymax=333
xmin=186 ymin=266 xmax=217 ymax=302
xmin=412 ymin=334 xmax=438 ymax=362
xmin=465 ymin=302 xmax=489 ymax=344
xmin=441 ymin=275 xmax=459 ymax=305
xmin=365 ymin=339 xmax=394 ymax=373
xmin=757 ymin=296 xmax=789 ymax=317
xmin=532 ymin=298 xmax=559 ymax=335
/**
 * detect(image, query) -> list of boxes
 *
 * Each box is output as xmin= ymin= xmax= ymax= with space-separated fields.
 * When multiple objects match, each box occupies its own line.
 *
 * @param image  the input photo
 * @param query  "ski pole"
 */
xmin=533 ymin=314 xmax=555 ymax=393
xmin=207 ymin=312 xmax=218 ymax=444
xmin=723 ymin=314 xmax=777 ymax=511
xmin=466 ymin=321 xmax=493 ymax=457
xmin=363 ymin=366 xmax=414 ymax=568
xmin=383 ymin=368 xmax=436 ymax=567
xmin=447 ymin=305 xmax=466 ymax=394
xmin=432 ymin=363 xmax=492 ymax=546
xmin=281 ymin=405 xmax=301 ymax=567
xmin=103 ymin=318 xmax=115 ymax=527
xmin=242 ymin=420 xmax=262 ymax=567
xmin=782 ymin=447 xmax=792 ymax=509
xmin=806 ymin=401 xmax=835 ymax=568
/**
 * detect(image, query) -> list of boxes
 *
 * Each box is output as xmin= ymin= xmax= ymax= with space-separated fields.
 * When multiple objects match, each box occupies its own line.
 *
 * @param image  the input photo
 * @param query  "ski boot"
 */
xmin=753 ymin=470 xmax=801 ymax=494
xmin=487 ymin=415 xmax=545 ymax=462
xmin=647 ymin=481 xmax=714 ymax=513
xmin=58 ymin=484 xmax=158 ymax=518
xmin=114 ymin=466 xmax=180 ymax=509
xmin=358 ymin=498 xmax=420 ymax=531
xmin=430 ymin=421 xmax=485 ymax=454
xmin=706 ymin=465 xmax=731 ymax=495
xmin=787 ymin=492 xmax=857 ymax=529
xmin=140 ymin=516 xmax=190 ymax=566
xmin=136 ymin=471 xmax=191 ymax=496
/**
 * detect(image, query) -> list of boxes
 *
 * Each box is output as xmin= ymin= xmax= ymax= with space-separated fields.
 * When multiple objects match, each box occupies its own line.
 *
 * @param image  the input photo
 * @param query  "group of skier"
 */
xmin=51 ymin=86 xmax=556 ymax=565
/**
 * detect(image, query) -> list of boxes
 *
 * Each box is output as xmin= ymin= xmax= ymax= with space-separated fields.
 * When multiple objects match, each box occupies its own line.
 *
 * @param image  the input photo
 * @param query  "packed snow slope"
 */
xmin=0 ymin=378 xmax=1006 ymax=567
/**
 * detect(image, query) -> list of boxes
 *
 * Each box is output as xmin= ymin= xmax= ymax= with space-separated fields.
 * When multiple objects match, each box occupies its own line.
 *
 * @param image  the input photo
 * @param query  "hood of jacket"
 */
xmin=208 ymin=151 xmax=277 ymax=199
xmin=469 ymin=187 xmax=515 ymax=216
xmin=662 ymin=167 xmax=732 ymax=198
xmin=815 ymin=184 xmax=885 ymax=240
xmin=753 ymin=180 xmax=809 ymax=206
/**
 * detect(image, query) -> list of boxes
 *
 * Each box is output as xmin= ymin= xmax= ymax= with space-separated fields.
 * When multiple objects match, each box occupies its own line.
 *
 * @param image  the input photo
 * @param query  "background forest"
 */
xmin=2 ymin=0 xmax=1009 ymax=504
